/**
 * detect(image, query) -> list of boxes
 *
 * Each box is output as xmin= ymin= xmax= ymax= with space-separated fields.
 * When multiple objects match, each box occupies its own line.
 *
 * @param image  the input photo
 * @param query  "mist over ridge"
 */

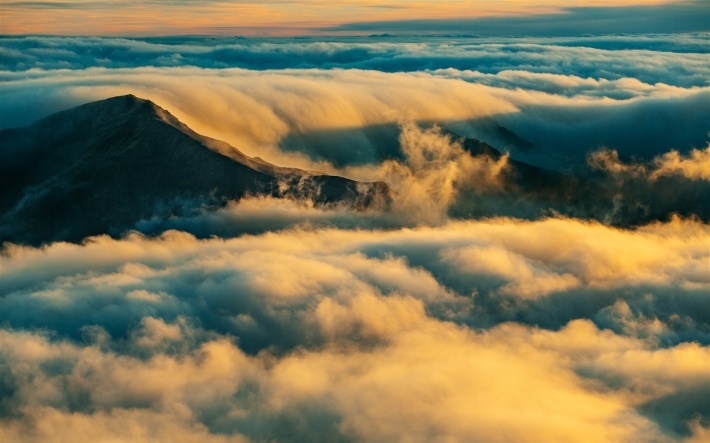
xmin=3 ymin=93 xmax=708 ymax=246
xmin=0 ymin=94 xmax=391 ymax=246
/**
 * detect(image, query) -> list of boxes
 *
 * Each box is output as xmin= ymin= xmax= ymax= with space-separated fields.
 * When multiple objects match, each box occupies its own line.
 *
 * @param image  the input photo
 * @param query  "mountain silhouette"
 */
xmin=0 ymin=95 xmax=390 ymax=245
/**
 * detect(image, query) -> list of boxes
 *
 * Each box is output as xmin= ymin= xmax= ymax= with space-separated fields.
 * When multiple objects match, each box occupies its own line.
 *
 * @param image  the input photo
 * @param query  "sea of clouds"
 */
xmin=0 ymin=33 xmax=708 ymax=442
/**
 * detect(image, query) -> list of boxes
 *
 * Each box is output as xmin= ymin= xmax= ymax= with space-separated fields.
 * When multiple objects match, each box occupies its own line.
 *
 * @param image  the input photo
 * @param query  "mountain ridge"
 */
xmin=0 ymin=95 xmax=391 ymax=245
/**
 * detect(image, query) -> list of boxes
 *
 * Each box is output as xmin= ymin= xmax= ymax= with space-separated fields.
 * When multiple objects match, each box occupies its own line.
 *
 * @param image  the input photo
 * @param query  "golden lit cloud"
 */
xmin=1 ymin=0 xmax=686 ymax=35
xmin=589 ymin=145 xmax=710 ymax=181
xmin=1 ymin=203 xmax=708 ymax=442
xmin=0 ymin=21 xmax=708 ymax=442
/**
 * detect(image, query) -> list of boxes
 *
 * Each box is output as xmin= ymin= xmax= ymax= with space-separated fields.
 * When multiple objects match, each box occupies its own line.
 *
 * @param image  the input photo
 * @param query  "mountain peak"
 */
xmin=103 ymin=94 xmax=163 ymax=114
xmin=0 ymin=95 xmax=392 ymax=245
xmin=24 ymin=94 xmax=167 ymax=136
xmin=81 ymin=92 xmax=150 ymax=109
xmin=103 ymin=94 xmax=155 ymax=113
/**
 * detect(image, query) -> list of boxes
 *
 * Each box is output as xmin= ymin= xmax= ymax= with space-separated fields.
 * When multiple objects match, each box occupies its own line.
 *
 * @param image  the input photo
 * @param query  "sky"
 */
xmin=1 ymin=2 xmax=710 ymax=443
xmin=1 ymin=0 xmax=707 ymax=36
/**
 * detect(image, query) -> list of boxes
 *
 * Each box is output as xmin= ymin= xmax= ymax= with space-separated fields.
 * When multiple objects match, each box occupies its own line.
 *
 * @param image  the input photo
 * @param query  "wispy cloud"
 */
xmin=325 ymin=1 xmax=710 ymax=36
xmin=2 ymin=1 xmax=696 ymax=36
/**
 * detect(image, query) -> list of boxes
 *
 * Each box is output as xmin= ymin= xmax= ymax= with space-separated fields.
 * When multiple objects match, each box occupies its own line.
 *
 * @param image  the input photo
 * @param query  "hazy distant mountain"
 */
xmin=447 ymin=131 xmax=710 ymax=225
xmin=0 ymin=95 xmax=390 ymax=245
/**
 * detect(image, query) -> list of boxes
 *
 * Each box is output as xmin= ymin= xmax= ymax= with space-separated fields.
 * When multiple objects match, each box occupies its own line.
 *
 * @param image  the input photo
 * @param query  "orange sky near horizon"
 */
xmin=0 ymin=0 xmax=682 ymax=36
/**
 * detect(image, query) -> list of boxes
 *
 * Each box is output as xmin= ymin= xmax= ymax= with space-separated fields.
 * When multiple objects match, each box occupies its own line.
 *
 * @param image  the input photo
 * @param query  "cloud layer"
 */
xmin=2 ymin=34 xmax=708 ymax=88
xmin=2 ymin=32 xmax=708 ymax=443
xmin=1 ymin=216 xmax=709 ymax=442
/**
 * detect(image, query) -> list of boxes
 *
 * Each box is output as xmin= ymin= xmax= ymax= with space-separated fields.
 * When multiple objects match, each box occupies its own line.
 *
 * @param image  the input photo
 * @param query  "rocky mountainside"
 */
xmin=0 ymin=95 xmax=390 ymax=245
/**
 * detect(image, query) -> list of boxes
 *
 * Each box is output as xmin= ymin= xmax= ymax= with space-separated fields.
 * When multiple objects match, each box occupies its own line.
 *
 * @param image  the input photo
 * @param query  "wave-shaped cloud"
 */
xmin=2 ymin=66 xmax=708 ymax=230
xmin=2 ymin=66 xmax=708 ymax=170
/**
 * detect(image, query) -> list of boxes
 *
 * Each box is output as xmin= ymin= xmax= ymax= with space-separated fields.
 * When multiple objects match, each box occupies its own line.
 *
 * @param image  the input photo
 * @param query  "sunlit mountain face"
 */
xmin=1 ymin=2 xmax=709 ymax=442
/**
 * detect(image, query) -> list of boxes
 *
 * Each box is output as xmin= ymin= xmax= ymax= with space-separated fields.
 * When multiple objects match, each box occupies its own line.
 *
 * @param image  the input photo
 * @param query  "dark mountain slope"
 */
xmin=0 ymin=95 xmax=390 ymax=245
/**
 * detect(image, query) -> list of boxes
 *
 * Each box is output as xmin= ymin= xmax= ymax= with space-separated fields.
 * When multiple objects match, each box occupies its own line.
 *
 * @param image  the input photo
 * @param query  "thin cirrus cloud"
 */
xmin=325 ymin=1 xmax=710 ymax=36
xmin=1 ymin=0 xmax=699 ymax=36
